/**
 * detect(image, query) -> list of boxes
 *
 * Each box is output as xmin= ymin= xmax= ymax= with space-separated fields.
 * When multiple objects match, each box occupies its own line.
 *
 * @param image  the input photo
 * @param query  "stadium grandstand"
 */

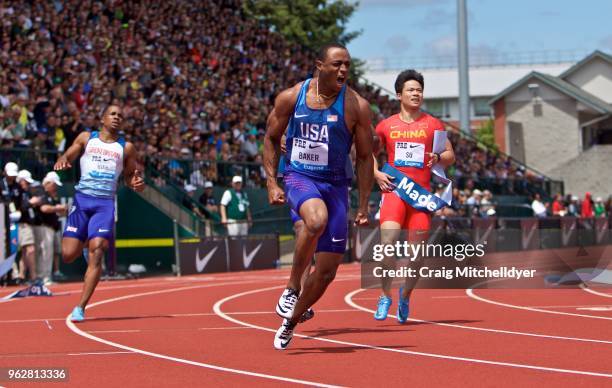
xmin=0 ymin=1 xmax=611 ymax=386
xmin=0 ymin=0 xmax=609 ymax=272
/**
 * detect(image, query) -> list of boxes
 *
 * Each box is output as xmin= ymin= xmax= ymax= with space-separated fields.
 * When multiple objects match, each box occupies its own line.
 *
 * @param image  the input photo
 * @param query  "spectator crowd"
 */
xmin=1 ymin=0 xmax=558 ymax=195
xmin=0 ymin=1 xmax=610 ymax=287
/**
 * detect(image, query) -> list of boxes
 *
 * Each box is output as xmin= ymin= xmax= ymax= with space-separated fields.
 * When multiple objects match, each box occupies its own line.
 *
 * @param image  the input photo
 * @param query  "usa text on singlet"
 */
xmin=284 ymin=78 xmax=352 ymax=183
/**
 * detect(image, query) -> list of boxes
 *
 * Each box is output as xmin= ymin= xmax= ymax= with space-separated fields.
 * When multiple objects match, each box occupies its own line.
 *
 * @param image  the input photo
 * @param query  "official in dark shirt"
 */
xmin=15 ymin=170 xmax=42 ymax=281
xmin=38 ymin=172 xmax=67 ymax=283
xmin=198 ymin=181 xmax=220 ymax=220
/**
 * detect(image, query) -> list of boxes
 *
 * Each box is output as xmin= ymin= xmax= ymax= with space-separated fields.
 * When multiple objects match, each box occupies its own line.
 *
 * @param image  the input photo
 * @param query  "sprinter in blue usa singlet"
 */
xmin=264 ymin=43 xmax=374 ymax=350
xmin=283 ymin=78 xmax=352 ymax=254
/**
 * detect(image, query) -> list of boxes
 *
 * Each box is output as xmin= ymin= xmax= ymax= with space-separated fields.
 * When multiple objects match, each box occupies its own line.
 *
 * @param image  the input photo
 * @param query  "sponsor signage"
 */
xmin=178 ymin=235 xmax=279 ymax=275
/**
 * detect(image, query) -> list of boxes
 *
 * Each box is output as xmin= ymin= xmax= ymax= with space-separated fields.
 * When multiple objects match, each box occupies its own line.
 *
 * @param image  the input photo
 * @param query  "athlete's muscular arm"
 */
xmin=427 ymin=139 xmax=456 ymax=168
xmin=263 ymin=85 xmax=299 ymax=205
xmin=123 ymin=142 xmax=145 ymax=192
xmin=373 ymin=121 xmax=395 ymax=192
xmin=440 ymin=139 xmax=456 ymax=167
xmin=54 ymin=131 xmax=90 ymax=171
xmin=353 ymin=94 xmax=374 ymax=226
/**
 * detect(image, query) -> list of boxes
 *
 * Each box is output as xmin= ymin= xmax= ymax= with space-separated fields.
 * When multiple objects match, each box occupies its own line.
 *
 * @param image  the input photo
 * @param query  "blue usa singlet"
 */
xmin=284 ymin=78 xmax=352 ymax=182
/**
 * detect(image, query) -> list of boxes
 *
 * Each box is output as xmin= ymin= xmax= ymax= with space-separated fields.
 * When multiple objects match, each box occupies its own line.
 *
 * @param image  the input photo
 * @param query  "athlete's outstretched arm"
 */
xmin=440 ymin=139 xmax=456 ymax=167
xmin=372 ymin=122 xmax=395 ymax=192
xmin=263 ymin=86 xmax=299 ymax=205
xmin=123 ymin=142 xmax=145 ymax=192
xmin=54 ymin=131 xmax=90 ymax=170
xmin=353 ymin=96 xmax=374 ymax=225
xmin=427 ymin=139 xmax=456 ymax=168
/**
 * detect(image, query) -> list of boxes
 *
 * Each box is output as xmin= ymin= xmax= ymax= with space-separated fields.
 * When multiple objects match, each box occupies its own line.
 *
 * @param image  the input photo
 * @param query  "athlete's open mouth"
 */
xmin=336 ymin=76 xmax=346 ymax=86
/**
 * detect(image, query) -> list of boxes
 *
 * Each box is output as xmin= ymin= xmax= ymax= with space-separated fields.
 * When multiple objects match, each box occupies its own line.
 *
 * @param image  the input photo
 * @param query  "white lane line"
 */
xmin=466 ymin=288 xmax=612 ymax=321
xmin=67 ymin=351 xmax=135 ymax=356
xmin=528 ymin=304 xmax=612 ymax=309
xmin=431 ymin=296 xmax=470 ymax=299
xmin=65 ymin=279 xmax=342 ymax=388
xmin=214 ymin=285 xmax=612 ymax=378
xmin=346 ymin=289 xmax=612 ymax=345
xmin=581 ymin=285 xmax=612 ymax=298
xmin=0 ymin=274 xmax=291 ymax=300
xmin=88 ymin=330 xmax=142 ymax=334
xmin=0 ymin=350 xmax=136 ymax=358
xmin=44 ymin=319 xmax=52 ymax=330
xmin=0 ymin=309 xmax=358 ymax=325
xmin=87 ymin=327 xmax=250 ymax=334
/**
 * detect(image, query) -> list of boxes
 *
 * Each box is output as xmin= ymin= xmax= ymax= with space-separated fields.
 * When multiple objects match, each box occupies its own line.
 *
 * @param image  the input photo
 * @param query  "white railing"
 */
xmin=364 ymin=49 xmax=592 ymax=71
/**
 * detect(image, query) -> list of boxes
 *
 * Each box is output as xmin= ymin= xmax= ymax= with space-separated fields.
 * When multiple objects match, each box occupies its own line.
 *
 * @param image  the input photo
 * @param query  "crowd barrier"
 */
xmin=350 ymin=216 xmax=611 ymax=262
xmin=176 ymin=234 xmax=279 ymax=275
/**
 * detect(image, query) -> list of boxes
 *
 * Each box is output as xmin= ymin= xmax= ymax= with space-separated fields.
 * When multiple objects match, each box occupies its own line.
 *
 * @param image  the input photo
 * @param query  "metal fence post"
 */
xmin=173 ymin=219 xmax=181 ymax=276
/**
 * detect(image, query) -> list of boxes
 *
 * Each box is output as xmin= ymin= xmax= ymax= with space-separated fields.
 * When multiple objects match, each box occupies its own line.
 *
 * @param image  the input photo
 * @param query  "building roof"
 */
xmin=363 ymin=62 xmax=573 ymax=99
xmin=489 ymin=71 xmax=612 ymax=114
xmin=558 ymin=50 xmax=612 ymax=80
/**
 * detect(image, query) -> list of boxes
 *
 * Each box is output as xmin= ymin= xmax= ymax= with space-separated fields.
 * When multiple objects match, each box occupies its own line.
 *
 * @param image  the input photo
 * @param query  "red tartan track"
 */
xmin=1 ymin=263 xmax=612 ymax=387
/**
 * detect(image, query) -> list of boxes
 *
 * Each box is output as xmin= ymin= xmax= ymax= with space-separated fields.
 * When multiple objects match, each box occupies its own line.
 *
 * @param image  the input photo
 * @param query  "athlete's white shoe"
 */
xmin=276 ymin=288 xmax=299 ymax=319
xmin=274 ymin=319 xmax=296 ymax=350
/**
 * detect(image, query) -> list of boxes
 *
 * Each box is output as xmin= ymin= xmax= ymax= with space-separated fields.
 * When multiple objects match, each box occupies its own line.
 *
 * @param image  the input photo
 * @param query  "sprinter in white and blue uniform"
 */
xmin=54 ymin=105 xmax=144 ymax=322
xmin=264 ymin=43 xmax=374 ymax=350
xmin=66 ymin=130 xmax=125 ymax=242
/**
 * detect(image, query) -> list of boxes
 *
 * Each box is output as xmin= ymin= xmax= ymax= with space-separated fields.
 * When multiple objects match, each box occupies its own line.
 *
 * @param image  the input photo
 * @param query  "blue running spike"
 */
xmin=397 ymin=287 xmax=409 ymax=324
xmin=70 ymin=306 xmax=85 ymax=322
xmin=374 ymin=295 xmax=392 ymax=320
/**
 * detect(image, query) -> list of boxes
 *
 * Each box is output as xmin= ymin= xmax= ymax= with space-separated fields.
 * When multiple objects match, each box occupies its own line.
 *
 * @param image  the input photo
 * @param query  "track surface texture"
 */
xmin=1 ymin=264 xmax=611 ymax=387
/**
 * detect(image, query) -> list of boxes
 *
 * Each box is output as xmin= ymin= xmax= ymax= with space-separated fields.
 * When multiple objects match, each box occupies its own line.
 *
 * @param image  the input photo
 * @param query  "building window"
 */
xmin=426 ymin=100 xmax=444 ymax=118
xmin=473 ymin=98 xmax=491 ymax=117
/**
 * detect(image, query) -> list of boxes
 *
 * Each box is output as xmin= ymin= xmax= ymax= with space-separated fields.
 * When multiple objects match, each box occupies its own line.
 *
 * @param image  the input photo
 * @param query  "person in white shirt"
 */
xmin=220 ymin=176 xmax=251 ymax=236
xmin=531 ymin=193 xmax=548 ymax=217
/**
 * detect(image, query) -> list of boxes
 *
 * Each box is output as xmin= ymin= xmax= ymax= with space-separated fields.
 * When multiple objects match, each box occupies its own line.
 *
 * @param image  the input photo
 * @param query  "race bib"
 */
xmin=290 ymin=138 xmax=328 ymax=169
xmin=394 ymin=142 xmax=425 ymax=168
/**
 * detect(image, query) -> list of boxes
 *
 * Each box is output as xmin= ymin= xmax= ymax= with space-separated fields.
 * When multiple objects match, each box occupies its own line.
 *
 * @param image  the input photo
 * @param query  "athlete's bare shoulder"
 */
xmin=124 ymin=141 xmax=136 ymax=154
xmin=274 ymin=81 xmax=304 ymax=113
xmin=75 ymin=131 xmax=91 ymax=146
xmin=344 ymin=86 xmax=372 ymax=129
xmin=345 ymin=86 xmax=369 ymax=110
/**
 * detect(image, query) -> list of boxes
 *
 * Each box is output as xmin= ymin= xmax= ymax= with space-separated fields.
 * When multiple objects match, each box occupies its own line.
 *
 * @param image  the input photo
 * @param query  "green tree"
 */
xmin=476 ymin=119 xmax=498 ymax=152
xmin=243 ymin=0 xmax=362 ymax=58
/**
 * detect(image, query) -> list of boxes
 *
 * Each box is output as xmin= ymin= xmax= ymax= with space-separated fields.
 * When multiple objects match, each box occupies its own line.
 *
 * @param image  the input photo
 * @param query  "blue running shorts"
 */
xmin=63 ymin=192 xmax=114 ymax=242
xmin=284 ymin=172 xmax=349 ymax=254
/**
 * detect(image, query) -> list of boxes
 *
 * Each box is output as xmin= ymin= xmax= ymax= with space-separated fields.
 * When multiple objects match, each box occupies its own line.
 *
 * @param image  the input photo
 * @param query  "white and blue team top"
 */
xmin=74 ymin=131 xmax=125 ymax=199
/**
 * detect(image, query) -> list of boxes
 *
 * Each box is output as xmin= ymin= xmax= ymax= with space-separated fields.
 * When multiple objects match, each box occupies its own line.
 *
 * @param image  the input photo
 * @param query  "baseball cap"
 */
xmin=473 ymin=189 xmax=483 ymax=196
xmin=184 ymin=184 xmax=197 ymax=192
xmin=4 ymin=162 xmax=18 ymax=177
xmin=204 ymin=181 xmax=213 ymax=188
xmin=232 ymin=176 xmax=243 ymax=184
xmin=43 ymin=171 xmax=62 ymax=186
xmin=17 ymin=169 xmax=34 ymax=183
